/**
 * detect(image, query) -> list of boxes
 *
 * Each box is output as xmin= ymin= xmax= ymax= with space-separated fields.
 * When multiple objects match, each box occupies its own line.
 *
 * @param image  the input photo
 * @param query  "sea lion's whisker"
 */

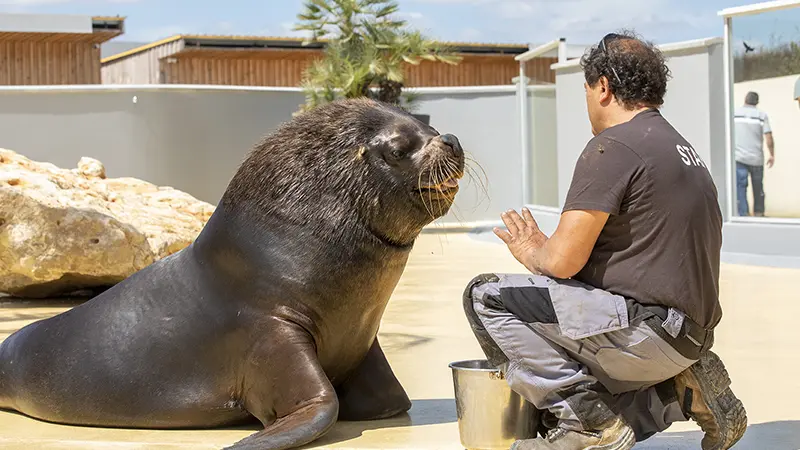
xmin=464 ymin=156 xmax=488 ymax=179
xmin=464 ymin=161 xmax=490 ymax=202
xmin=418 ymin=169 xmax=435 ymax=219
xmin=450 ymin=204 xmax=467 ymax=223
xmin=435 ymin=159 xmax=447 ymax=193
xmin=465 ymin=157 xmax=489 ymax=187
xmin=427 ymin=167 xmax=436 ymax=220
xmin=467 ymin=166 xmax=488 ymax=198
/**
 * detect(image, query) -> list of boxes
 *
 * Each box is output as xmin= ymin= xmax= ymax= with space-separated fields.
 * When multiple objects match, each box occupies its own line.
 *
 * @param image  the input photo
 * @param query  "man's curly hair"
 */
xmin=580 ymin=30 xmax=672 ymax=110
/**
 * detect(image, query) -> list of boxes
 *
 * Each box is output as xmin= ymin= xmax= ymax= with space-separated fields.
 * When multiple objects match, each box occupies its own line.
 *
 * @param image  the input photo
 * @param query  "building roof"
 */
xmin=0 ymin=13 xmax=124 ymax=44
xmin=101 ymin=40 xmax=148 ymax=59
xmin=101 ymin=33 xmax=533 ymax=64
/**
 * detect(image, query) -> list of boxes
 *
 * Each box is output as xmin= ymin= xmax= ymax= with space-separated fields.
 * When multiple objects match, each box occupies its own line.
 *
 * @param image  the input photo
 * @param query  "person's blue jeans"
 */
xmin=736 ymin=162 xmax=765 ymax=216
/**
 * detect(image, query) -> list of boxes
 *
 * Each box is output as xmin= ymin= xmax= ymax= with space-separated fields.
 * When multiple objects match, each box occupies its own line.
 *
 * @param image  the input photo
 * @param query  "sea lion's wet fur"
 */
xmin=0 ymin=98 xmax=465 ymax=450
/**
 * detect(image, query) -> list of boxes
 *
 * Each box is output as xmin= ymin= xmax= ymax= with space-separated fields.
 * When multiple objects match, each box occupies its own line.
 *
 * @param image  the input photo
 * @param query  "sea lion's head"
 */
xmin=223 ymin=98 xmax=466 ymax=248
xmin=360 ymin=105 xmax=465 ymax=224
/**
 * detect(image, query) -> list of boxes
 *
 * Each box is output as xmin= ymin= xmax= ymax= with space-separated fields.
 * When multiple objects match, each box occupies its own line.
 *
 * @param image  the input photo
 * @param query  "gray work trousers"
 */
xmin=463 ymin=273 xmax=698 ymax=442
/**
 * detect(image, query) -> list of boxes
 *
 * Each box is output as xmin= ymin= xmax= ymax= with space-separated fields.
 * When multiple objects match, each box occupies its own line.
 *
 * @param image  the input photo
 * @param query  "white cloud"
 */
xmin=407 ymin=0 xmax=718 ymax=44
xmin=280 ymin=21 xmax=312 ymax=38
xmin=495 ymin=0 xmax=537 ymax=18
xmin=214 ymin=21 xmax=234 ymax=33
xmin=458 ymin=27 xmax=483 ymax=42
xmin=0 ymin=0 xmax=71 ymax=4
xmin=396 ymin=10 xmax=436 ymax=34
xmin=406 ymin=0 xmax=492 ymax=3
xmin=400 ymin=11 xmax=424 ymax=19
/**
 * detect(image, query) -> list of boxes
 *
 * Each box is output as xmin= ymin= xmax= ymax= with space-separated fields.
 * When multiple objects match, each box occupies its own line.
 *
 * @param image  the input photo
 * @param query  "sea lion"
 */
xmin=0 ymin=98 xmax=465 ymax=450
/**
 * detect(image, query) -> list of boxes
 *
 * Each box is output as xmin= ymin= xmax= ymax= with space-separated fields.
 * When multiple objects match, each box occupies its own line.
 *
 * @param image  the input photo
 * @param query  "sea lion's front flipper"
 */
xmin=335 ymin=336 xmax=412 ymax=421
xmin=224 ymin=324 xmax=338 ymax=450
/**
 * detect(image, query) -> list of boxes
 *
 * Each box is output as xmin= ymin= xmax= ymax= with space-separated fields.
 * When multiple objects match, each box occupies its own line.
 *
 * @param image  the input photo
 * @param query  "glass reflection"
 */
xmin=731 ymin=7 xmax=800 ymax=218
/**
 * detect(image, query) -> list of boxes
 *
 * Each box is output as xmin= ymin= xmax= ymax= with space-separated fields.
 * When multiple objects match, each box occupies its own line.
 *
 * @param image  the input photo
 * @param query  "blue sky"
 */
xmin=2 ymin=0 xmax=800 ymax=49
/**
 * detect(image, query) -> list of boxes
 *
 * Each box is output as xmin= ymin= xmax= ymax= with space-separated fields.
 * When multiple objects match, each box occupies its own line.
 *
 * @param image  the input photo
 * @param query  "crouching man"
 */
xmin=463 ymin=31 xmax=746 ymax=450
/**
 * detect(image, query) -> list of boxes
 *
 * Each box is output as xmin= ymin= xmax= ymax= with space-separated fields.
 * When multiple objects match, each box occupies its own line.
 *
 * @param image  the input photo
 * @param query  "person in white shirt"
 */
xmin=733 ymin=91 xmax=774 ymax=216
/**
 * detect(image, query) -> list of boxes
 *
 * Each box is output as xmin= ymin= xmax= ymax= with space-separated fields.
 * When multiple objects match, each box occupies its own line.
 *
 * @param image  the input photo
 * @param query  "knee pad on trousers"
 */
xmin=462 ymin=273 xmax=508 ymax=367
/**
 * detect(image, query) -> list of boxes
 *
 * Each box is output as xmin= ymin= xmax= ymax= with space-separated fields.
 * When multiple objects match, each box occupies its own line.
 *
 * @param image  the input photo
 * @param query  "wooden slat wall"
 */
xmin=102 ymin=39 xmax=184 ymax=84
xmin=106 ymin=42 xmax=556 ymax=87
xmin=164 ymin=53 xmax=557 ymax=87
xmin=404 ymin=54 xmax=556 ymax=86
xmin=524 ymin=57 xmax=558 ymax=84
xmin=0 ymin=41 xmax=100 ymax=85
xmin=161 ymin=52 xmax=318 ymax=86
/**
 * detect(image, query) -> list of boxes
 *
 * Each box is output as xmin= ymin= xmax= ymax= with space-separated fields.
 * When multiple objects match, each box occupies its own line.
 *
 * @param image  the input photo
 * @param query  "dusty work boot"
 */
xmin=510 ymin=417 xmax=635 ymax=450
xmin=675 ymin=350 xmax=747 ymax=449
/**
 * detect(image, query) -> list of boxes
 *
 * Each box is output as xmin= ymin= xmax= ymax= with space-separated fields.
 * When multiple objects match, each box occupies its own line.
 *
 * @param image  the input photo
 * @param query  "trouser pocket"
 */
xmin=546 ymin=278 xmax=629 ymax=340
xmin=594 ymin=327 xmax=690 ymax=383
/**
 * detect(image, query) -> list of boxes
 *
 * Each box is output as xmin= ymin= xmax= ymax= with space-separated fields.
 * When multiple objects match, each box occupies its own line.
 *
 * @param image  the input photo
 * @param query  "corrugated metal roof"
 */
xmin=101 ymin=33 xmax=531 ymax=64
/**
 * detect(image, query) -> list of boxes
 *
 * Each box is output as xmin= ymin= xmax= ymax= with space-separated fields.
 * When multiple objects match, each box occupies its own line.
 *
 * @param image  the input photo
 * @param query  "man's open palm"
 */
xmin=494 ymin=208 xmax=548 ymax=267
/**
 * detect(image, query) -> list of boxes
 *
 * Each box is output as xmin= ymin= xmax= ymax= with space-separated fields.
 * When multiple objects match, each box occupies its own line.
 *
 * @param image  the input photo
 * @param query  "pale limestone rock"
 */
xmin=0 ymin=149 xmax=215 ymax=298
xmin=75 ymin=157 xmax=106 ymax=179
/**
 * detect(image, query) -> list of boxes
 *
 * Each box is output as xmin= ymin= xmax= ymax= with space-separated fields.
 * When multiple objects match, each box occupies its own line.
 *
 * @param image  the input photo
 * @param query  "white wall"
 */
xmin=527 ymin=86 xmax=559 ymax=207
xmin=733 ymin=74 xmax=800 ymax=218
xmin=0 ymin=84 xmax=542 ymax=227
xmin=0 ymin=86 xmax=305 ymax=205
xmin=552 ymin=64 xmax=593 ymax=207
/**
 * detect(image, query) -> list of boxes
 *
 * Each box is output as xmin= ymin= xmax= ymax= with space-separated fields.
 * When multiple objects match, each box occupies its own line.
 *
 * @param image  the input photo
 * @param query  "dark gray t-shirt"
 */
xmin=563 ymin=109 xmax=723 ymax=329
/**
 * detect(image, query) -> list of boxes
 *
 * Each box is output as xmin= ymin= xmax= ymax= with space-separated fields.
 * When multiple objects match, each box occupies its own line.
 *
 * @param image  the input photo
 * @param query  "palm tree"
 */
xmin=293 ymin=0 xmax=461 ymax=112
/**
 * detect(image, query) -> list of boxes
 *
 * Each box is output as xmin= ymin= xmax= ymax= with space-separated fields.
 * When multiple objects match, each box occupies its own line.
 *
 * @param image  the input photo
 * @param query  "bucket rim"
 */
xmin=448 ymin=359 xmax=501 ymax=372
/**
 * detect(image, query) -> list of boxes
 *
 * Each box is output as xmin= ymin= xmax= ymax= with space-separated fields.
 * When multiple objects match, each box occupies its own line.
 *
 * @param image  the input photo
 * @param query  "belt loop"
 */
xmin=700 ymin=330 xmax=714 ymax=354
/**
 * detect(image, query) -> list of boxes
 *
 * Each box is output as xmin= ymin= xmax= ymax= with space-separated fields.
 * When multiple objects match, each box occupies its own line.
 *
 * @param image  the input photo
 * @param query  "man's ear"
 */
xmin=598 ymin=76 xmax=614 ymax=105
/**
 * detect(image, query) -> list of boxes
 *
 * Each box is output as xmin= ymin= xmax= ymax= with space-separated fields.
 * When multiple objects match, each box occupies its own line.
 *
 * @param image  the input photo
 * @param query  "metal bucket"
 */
xmin=449 ymin=359 xmax=538 ymax=450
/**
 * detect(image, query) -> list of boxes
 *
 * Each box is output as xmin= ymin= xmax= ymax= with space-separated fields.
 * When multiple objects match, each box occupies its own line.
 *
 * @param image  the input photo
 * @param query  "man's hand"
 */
xmin=494 ymin=208 xmax=610 ymax=279
xmin=767 ymin=155 xmax=774 ymax=168
xmin=494 ymin=208 xmax=548 ymax=273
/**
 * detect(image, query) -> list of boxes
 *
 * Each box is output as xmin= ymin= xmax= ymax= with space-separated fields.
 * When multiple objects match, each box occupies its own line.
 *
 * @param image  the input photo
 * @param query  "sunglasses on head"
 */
xmin=598 ymin=33 xmax=624 ymax=84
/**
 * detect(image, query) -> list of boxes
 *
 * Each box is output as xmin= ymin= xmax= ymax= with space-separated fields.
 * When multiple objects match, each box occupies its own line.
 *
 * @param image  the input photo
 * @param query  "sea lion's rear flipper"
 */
xmin=335 ymin=337 xmax=412 ymax=421
xmin=224 ymin=325 xmax=339 ymax=450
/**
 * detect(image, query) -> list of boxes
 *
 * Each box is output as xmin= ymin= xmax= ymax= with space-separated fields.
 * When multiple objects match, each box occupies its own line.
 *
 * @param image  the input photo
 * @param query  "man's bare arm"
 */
xmin=494 ymin=208 xmax=609 ymax=279
xmin=765 ymin=132 xmax=774 ymax=168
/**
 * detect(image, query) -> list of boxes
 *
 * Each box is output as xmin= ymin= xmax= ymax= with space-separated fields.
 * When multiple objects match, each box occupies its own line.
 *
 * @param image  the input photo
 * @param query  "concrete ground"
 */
xmin=0 ymin=232 xmax=798 ymax=449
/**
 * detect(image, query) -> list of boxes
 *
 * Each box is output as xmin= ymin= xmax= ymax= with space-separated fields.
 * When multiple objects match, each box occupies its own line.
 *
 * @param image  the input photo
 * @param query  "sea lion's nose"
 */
xmin=438 ymin=134 xmax=463 ymax=155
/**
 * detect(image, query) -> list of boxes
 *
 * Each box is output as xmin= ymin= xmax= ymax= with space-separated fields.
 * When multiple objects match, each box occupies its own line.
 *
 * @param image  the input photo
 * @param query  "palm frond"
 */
xmin=294 ymin=0 xmax=462 ymax=111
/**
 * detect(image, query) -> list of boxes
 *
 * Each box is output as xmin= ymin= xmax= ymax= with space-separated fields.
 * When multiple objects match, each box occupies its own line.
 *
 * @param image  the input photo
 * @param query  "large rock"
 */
xmin=0 ymin=149 xmax=215 ymax=298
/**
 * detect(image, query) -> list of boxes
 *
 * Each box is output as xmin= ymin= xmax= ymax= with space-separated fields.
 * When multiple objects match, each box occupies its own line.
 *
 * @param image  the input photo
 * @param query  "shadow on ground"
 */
xmin=378 ymin=332 xmax=432 ymax=352
xmin=219 ymin=398 xmax=458 ymax=449
xmin=299 ymin=398 xmax=458 ymax=448
xmin=0 ymin=297 xmax=87 ymax=337
xmin=0 ymin=297 xmax=87 ymax=310
xmin=639 ymin=420 xmax=800 ymax=449
xmin=212 ymin=398 xmax=458 ymax=449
